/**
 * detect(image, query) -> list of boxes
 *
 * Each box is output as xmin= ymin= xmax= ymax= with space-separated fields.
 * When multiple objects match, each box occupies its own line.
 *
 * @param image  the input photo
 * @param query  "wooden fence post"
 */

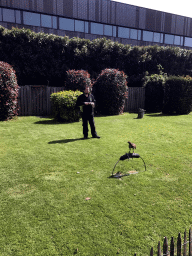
xmin=189 ymin=228 xmax=192 ymax=256
xmin=183 ymin=229 xmax=187 ymax=256
xmin=157 ymin=241 xmax=161 ymax=256
xmin=177 ymin=233 xmax=181 ymax=256
xmin=163 ymin=237 xmax=168 ymax=256
xmin=170 ymin=236 xmax=174 ymax=256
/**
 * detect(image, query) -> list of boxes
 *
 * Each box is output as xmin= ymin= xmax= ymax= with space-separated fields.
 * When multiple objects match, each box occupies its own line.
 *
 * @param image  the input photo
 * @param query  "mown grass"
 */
xmin=0 ymin=113 xmax=192 ymax=255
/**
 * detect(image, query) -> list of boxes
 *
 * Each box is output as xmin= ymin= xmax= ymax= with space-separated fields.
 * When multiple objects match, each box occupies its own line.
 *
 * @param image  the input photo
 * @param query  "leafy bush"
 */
xmin=93 ymin=68 xmax=128 ymax=115
xmin=65 ymin=70 xmax=92 ymax=92
xmin=162 ymin=76 xmax=192 ymax=115
xmin=0 ymin=61 xmax=19 ymax=121
xmin=50 ymin=90 xmax=82 ymax=122
xmin=2 ymin=26 xmax=192 ymax=87
xmin=143 ymin=73 xmax=167 ymax=112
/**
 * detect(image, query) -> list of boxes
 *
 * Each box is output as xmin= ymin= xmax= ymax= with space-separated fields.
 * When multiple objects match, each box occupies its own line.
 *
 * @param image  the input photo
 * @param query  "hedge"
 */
xmin=143 ymin=72 xmax=167 ymax=112
xmin=162 ymin=76 xmax=192 ymax=115
xmin=1 ymin=26 xmax=192 ymax=87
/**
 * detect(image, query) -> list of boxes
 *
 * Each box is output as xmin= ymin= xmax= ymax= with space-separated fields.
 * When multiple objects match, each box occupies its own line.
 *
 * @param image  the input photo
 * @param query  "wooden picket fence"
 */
xmin=125 ymin=87 xmax=145 ymax=113
xmin=134 ymin=228 xmax=192 ymax=256
xmin=18 ymin=85 xmax=145 ymax=116
xmin=18 ymin=85 xmax=64 ymax=116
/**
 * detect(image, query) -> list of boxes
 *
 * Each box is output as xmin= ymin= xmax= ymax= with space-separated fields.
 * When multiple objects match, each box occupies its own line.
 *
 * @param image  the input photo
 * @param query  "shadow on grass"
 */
xmin=34 ymin=118 xmax=77 ymax=125
xmin=146 ymin=113 xmax=183 ymax=117
xmin=48 ymin=138 xmax=88 ymax=144
xmin=35 ymin=119 xmax=61 ymax=125
xmin=145 ymin=113 xmax=165 ymax=117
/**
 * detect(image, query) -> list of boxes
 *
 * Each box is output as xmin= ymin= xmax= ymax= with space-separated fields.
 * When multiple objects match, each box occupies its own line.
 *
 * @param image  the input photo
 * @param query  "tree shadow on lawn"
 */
xmin=48 ymin=138 xmax=88 ymax=144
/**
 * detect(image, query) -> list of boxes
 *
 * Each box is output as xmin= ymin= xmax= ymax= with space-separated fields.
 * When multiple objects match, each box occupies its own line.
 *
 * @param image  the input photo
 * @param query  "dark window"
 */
xmin=91 ymin=22 xmax=103 ymax=35
xmin=185 ymin=37 xmax=192 ymax=47
xmin=41 ymin=14 xmax=52 ymax=28
xmin=104 ymin=25 xmax=112 ymax=36
xmin=165 ymin=34 xmax=174 ymax=44
xmin=138 ymin=30 xmax=141 ymax=40
xmin=143 ymin=31 xmax=153 ymax=42
xmin=16 ymin=10 xmax=21 ymax=24
xmin=75 ymin=20 xmax=84 ymax=32
xmin=113 ymin=26 xmax=116 ymax=37
xmin=59 ymin=17 xmax=74 ymax=31
xmin=23 ymin=11 xmax=40 ymax=26
xmin=181 ymin=37 xmax=184 ymax=46
xmin=0 ymin=8 xmax=2 ymax=22
xmin=118 ymin=27 xmax=129 ymax=39
xmin=53 ymin=17 xmax=57 ymax=29
xmin=130 ymin=29 xmax=137 ymax=40
xmin=160 ymin=34 xmax=164 ymax=43
xmin=174 ymin=35 xmax=183 ymax=46
xmin=3 ymin=8 xmax=15 ymax=23
xmin=85 ymin=22 xmax=89 ymax=33
xmin=153 ymin=32 xmax=161 ymax=43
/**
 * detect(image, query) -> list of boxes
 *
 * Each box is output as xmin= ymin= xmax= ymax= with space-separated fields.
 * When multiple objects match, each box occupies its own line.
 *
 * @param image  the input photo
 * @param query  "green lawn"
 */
xmin=0 ymin=113 xmax=192 ymax=255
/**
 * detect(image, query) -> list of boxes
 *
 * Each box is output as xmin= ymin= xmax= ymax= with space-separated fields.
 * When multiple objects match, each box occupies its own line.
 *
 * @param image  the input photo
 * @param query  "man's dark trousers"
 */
xmin=82 ymin=114 xmax=96 ymax=138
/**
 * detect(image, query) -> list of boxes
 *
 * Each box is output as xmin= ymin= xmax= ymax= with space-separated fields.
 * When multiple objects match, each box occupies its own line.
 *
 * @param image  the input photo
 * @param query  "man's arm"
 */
xmin=76 ymin=94 xmax=84 ymax=107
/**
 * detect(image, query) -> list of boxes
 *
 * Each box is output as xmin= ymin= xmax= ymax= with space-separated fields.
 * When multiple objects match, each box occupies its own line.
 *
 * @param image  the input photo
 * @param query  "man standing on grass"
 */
xmin=76 ymin=86 xmax=100 ymax=139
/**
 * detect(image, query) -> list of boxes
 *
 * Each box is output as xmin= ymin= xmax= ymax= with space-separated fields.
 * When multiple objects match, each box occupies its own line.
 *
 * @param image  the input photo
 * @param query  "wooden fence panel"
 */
xmin=124 ymin=87 xmax=145 ymax=112
xmin=140 ymin=228 xmax=192 ymax=256
xmin=163 ymin=237 xmax=168 ymax=255
xmin=189 ymin=228 xmax=192 ymax=256
xmin=18 ymin=86 xmax=145 ymax=116
xmin=170 ymin=237 xmax=174 ymax=256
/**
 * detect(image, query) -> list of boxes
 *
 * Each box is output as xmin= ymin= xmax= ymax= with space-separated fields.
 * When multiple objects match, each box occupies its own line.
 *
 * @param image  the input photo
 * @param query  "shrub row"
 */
xmin=1 ymin=26 xmax=192 ymax=86
xmin=163 ymin=76 xmax=192 ymax=115
xmin=143 ymin=71 xmax=167 ymax=112
xmin=51 ymin=68 xmax=128 ymax=121
xmin=144 ymin=74 xmax=192 ymax=115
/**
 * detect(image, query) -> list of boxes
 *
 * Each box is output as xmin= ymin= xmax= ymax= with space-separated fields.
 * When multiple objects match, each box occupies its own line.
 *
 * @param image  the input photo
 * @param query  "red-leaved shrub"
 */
xmin=65 ymin=70 xmax=92 ymax=92
xmin=0 ymin=61 xmax=19 ymax=121
xmin=93 ymin=68 xmax=128 ymax=115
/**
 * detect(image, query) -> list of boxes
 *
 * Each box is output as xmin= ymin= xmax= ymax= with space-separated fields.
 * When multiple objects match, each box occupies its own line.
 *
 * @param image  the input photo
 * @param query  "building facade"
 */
xmin=1 ymin=0 xmax=192 ymax=49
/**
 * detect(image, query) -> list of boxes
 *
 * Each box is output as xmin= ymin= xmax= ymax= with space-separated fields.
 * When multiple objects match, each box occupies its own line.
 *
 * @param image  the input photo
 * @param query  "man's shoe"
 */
xmin=84 ymin=136 xmax=88 ymax=139
xmin=92 ymin=135 xmax=100 ymax=139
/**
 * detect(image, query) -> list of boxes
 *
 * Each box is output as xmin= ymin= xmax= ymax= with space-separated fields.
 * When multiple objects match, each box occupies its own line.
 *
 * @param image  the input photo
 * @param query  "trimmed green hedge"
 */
xmin=50 ymin=90 xmax=82 ymax=122
xmin=143 ymin=73 xmax=167 ymax=113
xmin=162 ymin=76 xmax=192 ymax=115
xmin=1 ymin=26 xmax=192 ymax=87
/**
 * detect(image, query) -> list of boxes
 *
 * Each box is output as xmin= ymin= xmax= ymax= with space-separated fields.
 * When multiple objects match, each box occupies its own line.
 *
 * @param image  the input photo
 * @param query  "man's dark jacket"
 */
xmin=76 ymin=93 xmax=96 ymax=116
